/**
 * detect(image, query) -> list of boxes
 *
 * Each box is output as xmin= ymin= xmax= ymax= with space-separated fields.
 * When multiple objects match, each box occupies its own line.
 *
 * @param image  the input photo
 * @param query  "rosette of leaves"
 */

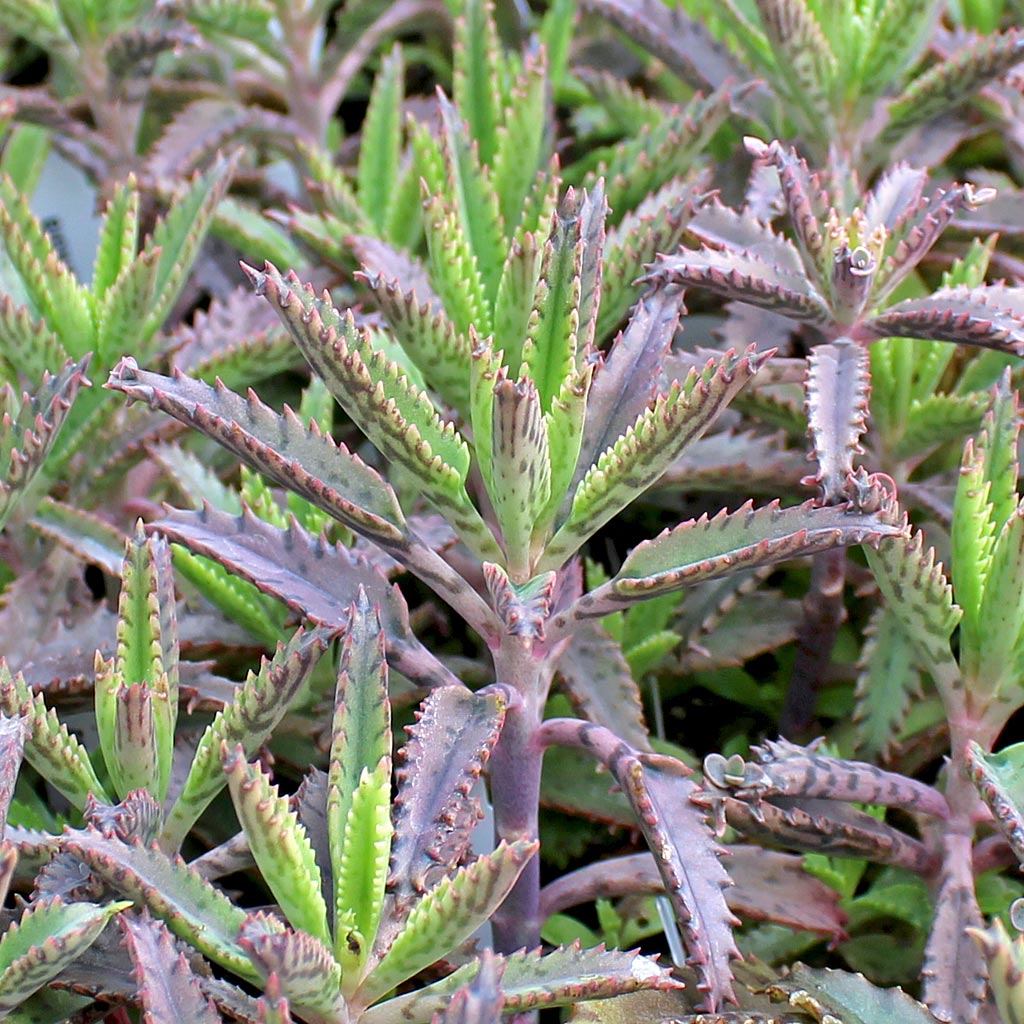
xmin=695 ymin=376 xmax=1024 ymax=1024
xmin=0 ymin=522 xmax=344 ymax=1017
xmin=581 ymin=0 xmax=1024 ymax=171
xmin=644 ymin=138 xmax=1024 ymax=731
xmin=22 ymin=594 xmax=680 ymax=1023
xmin=287 ymin=0 xmax=728 ymax=348
xmin=105 ymin=187 xmax=904 ymax=1009
xmin=0 ymin=152 xmax=234 ymax=497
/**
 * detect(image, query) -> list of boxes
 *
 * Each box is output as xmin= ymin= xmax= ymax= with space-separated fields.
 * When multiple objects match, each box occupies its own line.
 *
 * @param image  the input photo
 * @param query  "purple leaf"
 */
xmin=388 ymin=686 xmax=507 ymax=914
xmin=644 ymin=246 xmax=830 ymax=325
xmin=922 ymin=846 xmax=988 ymax=1024
xmin=575 ymin=285 xmax=684 ymax=491
xmin=151 ymin=504 xmax=457 ymax=690
xmin=744 ymin=138 xmax=832 ymax=282
xmin=873 ymin=184 xmax=997 ymax=304
xmin=555 ymin=618 xmax=650 ymax=751
xmin=106 ymin=359 xmax=408 ymax=545
xmin=579 ymin=0 xmax=753 ymax=94
xmin=804 ymin=341 xmax=871 ymax=504
xmin=864 ymin=285 xmax=1024 ymax=354
xmin=120 ymin=910 xmax=221 ymax=1024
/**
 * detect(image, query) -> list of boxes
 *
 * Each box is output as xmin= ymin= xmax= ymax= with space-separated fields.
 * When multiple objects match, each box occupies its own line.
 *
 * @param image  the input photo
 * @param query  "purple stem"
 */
xmin=487 ymin=637 xmax=552 ymax=952
xmin=540 ymin=853 xmax=663 ymax=918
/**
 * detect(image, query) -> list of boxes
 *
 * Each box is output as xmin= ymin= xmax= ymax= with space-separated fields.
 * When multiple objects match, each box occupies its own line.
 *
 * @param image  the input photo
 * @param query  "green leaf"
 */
xmin=172 ymin=547 xmax=285 ymax=647
xmin=366 ymin=943 xmax=679 ymax=1024
xmin=361 ymin=839 xmax=536 ymax=1003
xmin=492 ymin=53 xmax=550 ymax=236
xmin=452 ymin=0 xmax=508 ymax=168
xmin=357 ymin=266 xmax=472 ymax=415
xmin=91 ymin=179 xmax=140 ymax=299
xmin=108 ymin=525 xmax=178 ymax=799
xmin=763 ymin=963 xmax=939 ymax=1024
xmin=523 ymin=183 xmax=605 ymax=409
xmin=976 ymin=505 xmax=1024 ymax=700
xmin=63 ymin=830 xmax=257 ymax=983
xmin=247 ymin=264 xmax=498 ymax=560
xmin=0 ymin=664 xmax=108 ymax=810
xmin=753 ymin=0 xmax=836 ymax=135
xmin=161 ymin=628 xmax=331 ymax=850
xmin=359 ymin=46 xmax=405 ymax=235
xmin=0 ymin=898 xmax=130 ymax=1014
xmin=489 ymin=374 xmax=552 ymax=576
xmin=864 ymin=526 xmax=963 ymax=703
xmin=0 ymin=297 xmax=68 ymax=385
xmin=222 ymin=745 xmax=331 ymax=947
xmin=609 ymin=497 xmax=904 ymax=600
xmin=0 ymin=175 xmax=95 ymax=353
xmin=96 ymin=249 xmax=161 ymax=365
xmin=327 ymin=593 xmax=392 ymax=973
xmin=879 ymin=28 xmax=1024 ymax=150
xmin=333 ymin=760 xmax=392 ymax=982
xmin=967 ymin=741 xmax=1024 ymax=867
xmin=142 ymin=153 xmax=238 ymax=339
xmin=543 ymin=349 xmax=770 ymax=569
xmin=853 ymin=606 xmax=922 ymax=760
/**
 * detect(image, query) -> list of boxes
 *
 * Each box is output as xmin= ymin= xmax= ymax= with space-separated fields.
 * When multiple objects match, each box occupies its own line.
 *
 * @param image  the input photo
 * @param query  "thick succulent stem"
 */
xmin=781 ymin=547 xmax=847 ymax=737
xmin=488 ymin=636 xmax=550 ymax=952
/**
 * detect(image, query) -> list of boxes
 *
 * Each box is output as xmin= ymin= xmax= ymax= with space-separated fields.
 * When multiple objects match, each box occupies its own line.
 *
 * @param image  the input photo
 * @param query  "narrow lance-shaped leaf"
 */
xmin=804 ymin=340 xmax=870 ymax=504
xmin=111 ymin=525 xmax=178 ymax=800
xmin=0 ymin=173 xmax=95 ymax=353
xmin=966 ymin=741 xmax=1024 ymax=867
xmin=360 ymin=839 xmax=537 ymax=1005
xmin=142 ymin=152 xmax=239 ymax=340
xmin=598 ymin=495 xmax=903 ymax=604
xmin=0 ymin=663 xmax=109 ymax=809
xmin=63 ymin=829 xmax=258 ymax=984
xmin=864 ymin=287 xmax=1024 ymax=355
xmin=538 ymin=720 xmax=738 ymax=1010
xmin=90 ymin=177 xmax=140 ymax=299
xmin=161 ymin=628 xmax=331 ymax=850
xmin=359 ymin=46 xmax=405 ymax=236
xmin=120 ymin=911 xmax=221 ymax=1024
xmin=388 ymin=687 xmax=507 ymax=913
xmin=106 ymin=358 xmax=409 ymax=546
xmin=523 ymin=183 xmax=605 ymax=410
xmin=753 ymin=0 xmax=836 ymax=136
xmin=542 ymin=348 xmax=771 ymax=570
xmin=245 ymin=263 xmax=499 ymax=561
xmin=643 ymin=244 xmax=830 ymax=325
xmin=238 ymin=914 xmax=342 ymax=1016
xmin=366 ymin=942 xmax=680 ymax=1024
xmin=879 ymin=27 xmax=1024 ymax=150
xmin=222 ymin=744 xmax=331 ymax=948
xmin=489 ymin=373 xmax=551 ymax=577
xmin=863 ymin=524 xmax=963 ymax=705
xmin=0 ymin=898 xmax=131 ymax=1014
xmin=328 ymin=593 xmax=393 ymax=976
xmin=0 ymin=357 xmax=90 ymax=529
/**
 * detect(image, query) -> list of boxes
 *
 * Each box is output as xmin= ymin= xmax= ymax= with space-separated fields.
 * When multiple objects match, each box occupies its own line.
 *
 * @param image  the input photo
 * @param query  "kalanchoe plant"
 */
xmin=645 ymin=138 xmax=1024 ymax=733
xmin=105 ymin=166 xmax=904 ymax=1006
xmin=694 ymin=376 xmax=1024 ymax=1024
xmin=582 ymin=0 xmax=1024 ymax=172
